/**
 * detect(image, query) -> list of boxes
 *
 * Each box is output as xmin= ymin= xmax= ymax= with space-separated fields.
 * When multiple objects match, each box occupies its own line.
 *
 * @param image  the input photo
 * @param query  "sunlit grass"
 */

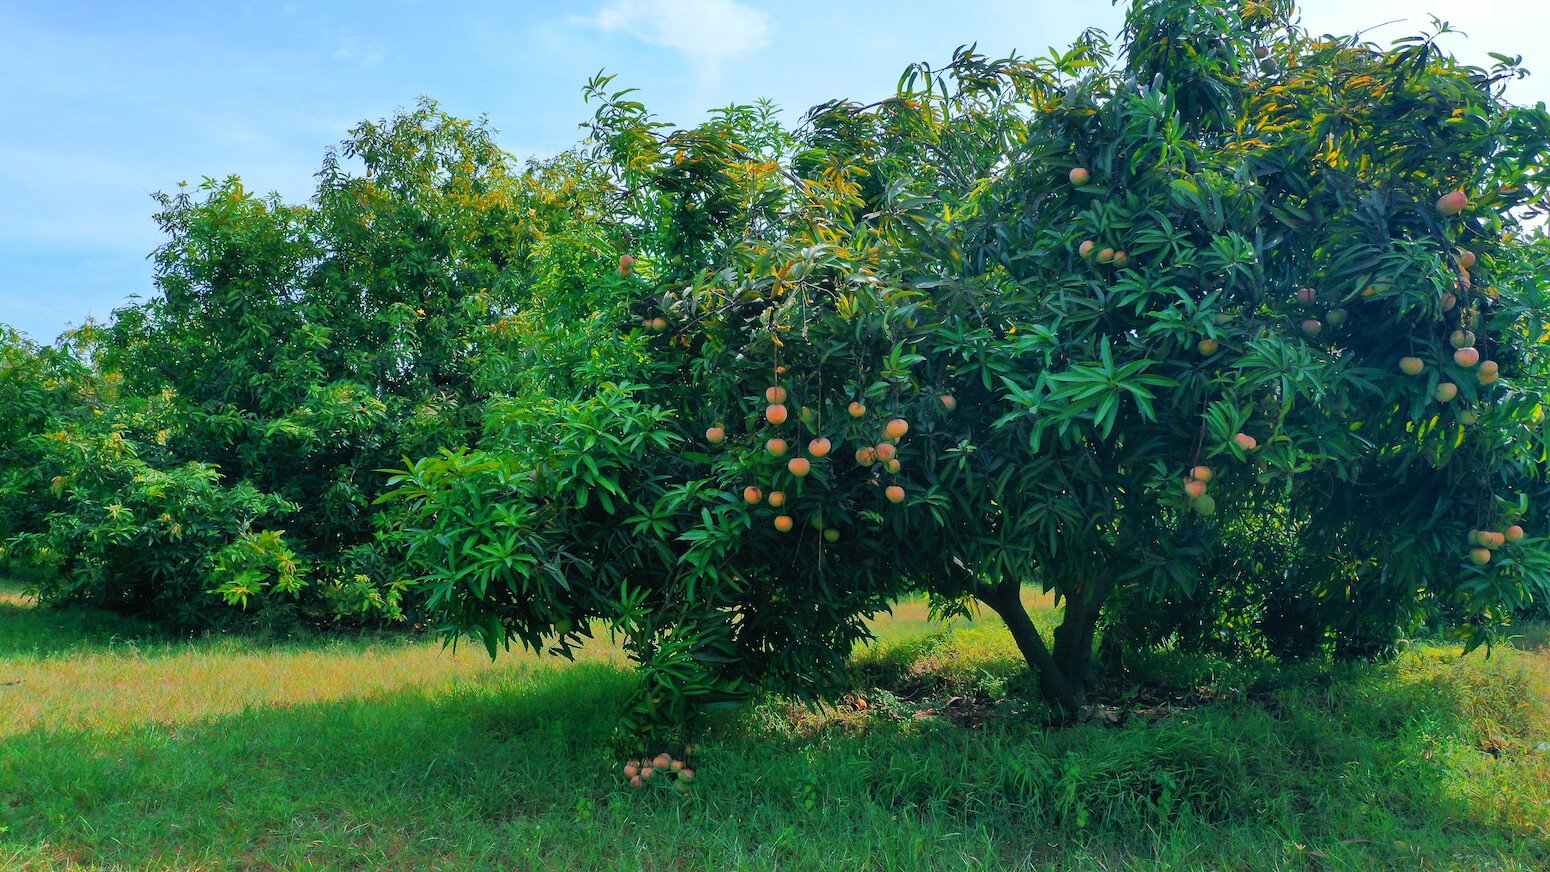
xmin=0 ymin=584 xmax=998 ymax=740
xmin=1 ymin=579 xmax=1547 ymax=870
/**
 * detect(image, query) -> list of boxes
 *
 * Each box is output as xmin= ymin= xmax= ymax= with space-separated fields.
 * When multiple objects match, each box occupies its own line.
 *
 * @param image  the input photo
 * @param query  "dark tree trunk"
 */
xmin=963 ymin=567 xmax=1110 ymax=721
xmin=1051 ymin=578 xmax=1109 ymax=700
xmin=1098 ymin=624 xmax=1127 ymax=678
xmin=975 ymin=580 xmax=1084 ymax=717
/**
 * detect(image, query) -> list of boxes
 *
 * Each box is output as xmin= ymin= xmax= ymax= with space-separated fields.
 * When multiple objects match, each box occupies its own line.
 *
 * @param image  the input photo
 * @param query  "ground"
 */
xmin=0 ymin=580 xmax=1547 ymax=871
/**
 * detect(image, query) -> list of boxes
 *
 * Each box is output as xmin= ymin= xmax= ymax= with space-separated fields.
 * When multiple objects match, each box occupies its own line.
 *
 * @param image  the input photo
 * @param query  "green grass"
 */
xmin=1 ymin=580 xmax=1547 ymax=870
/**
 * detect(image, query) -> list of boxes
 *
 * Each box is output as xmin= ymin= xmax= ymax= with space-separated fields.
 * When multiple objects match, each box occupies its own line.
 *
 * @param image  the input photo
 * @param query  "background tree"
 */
xmin=0 ymin=326 xmax=96 ymax=577
xmin=4 ymin=101 xmax=616 ymax=625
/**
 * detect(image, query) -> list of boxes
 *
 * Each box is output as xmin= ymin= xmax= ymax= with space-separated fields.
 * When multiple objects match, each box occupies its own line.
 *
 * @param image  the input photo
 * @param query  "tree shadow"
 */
xmin=0 ymin=583 xmax=160 ymax=659
xmin=1508 ymin=621 xmax=1550 ymax=653
xmin=0 ymin=659 xmax=640 ymax=869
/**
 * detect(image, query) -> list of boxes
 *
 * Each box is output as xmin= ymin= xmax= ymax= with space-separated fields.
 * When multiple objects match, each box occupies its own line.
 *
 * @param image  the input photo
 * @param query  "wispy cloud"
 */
xmin=570 ymin=0 xmax=773 ymax=83
xmin=332 ymin=34 xmax=387 ymax=69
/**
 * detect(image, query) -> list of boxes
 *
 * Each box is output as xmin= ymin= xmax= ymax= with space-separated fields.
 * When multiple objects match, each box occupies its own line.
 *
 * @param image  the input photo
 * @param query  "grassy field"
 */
xmin=1 ymin=581 xmax=1547 ymax=871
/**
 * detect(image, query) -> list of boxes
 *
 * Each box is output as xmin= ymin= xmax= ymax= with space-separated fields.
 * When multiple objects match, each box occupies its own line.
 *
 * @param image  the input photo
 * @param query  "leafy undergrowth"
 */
xmin=0 ymin=583 xmax=1547 ymax=870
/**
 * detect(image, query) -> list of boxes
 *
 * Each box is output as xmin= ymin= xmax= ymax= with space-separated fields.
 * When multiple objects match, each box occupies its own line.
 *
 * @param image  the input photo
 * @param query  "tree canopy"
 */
xmin=386 ymin=0 xmax=1550 ymax=737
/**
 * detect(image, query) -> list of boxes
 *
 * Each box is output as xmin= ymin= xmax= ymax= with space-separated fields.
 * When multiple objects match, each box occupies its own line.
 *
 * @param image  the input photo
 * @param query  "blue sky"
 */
xmin=3 ymin=0 xmax=1547 ymax=343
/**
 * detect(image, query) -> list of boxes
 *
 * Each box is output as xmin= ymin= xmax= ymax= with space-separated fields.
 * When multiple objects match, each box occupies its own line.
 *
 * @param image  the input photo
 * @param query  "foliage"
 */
xmin=0 ymin=327 xmax=95 ymax=557
xmin=5 ymin=413 xmax=303 ymax=626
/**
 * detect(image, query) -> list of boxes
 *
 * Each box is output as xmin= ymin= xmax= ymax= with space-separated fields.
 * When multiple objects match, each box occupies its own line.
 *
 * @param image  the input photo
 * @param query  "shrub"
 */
xmin=7 ymin=419 xmax=304 ymax=627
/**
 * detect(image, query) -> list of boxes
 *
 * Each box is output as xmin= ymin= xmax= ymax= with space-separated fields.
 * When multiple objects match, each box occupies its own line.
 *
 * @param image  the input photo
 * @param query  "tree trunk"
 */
xmin=1098 ymin=624 xmax=1127 ymax=678
xmin=975 ymin=580 xmax=1084 ymax=717
xmin=959 ymin=560 xmax=1111 ymax=721
xmin=1051 ymin=578 xmax=1109 ymax=701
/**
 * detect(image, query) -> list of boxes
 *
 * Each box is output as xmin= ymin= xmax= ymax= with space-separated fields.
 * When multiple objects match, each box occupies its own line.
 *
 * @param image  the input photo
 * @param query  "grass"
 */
xmin=1 ymin=580 xmax=1547 ymax=870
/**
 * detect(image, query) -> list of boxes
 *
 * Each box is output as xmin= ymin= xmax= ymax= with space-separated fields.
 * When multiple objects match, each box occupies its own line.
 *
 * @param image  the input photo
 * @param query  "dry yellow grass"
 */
xmin=0 ymin=584 xmax=32 ymax=608
xmin=1 ymin=586 xmax=991 ymax=740
xmin=5 ymin=638 xmax=544 ymax=738
xmin=0 ymin=580 xmax=629 ymax=738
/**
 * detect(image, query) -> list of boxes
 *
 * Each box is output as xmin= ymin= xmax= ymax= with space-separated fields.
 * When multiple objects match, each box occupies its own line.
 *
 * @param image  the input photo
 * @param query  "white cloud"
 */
xmin=571 ymin=0 xmax=773 ymax=82
xmin=332 ymin=34 xmax=387 ymax=69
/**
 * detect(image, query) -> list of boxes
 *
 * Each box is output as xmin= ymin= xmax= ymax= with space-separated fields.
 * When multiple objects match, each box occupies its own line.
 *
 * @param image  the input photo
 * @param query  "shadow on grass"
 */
xmin=1509 ymin=622 xmax=1550 ymax=653
xmin=0 ymin=634 xmax=1545 ymax=870
xmin=0 ymin=663 xmax=632 ymax=869
xmin=0 ymin=581 xmax=438 ymax=663
xmin=0 ymin=583 xmax=160 ymax=659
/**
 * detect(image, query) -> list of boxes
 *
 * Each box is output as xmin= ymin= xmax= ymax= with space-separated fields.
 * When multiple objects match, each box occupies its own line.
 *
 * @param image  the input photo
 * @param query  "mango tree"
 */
xmin=389 ymin=0 xmax=1550 ymax=735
